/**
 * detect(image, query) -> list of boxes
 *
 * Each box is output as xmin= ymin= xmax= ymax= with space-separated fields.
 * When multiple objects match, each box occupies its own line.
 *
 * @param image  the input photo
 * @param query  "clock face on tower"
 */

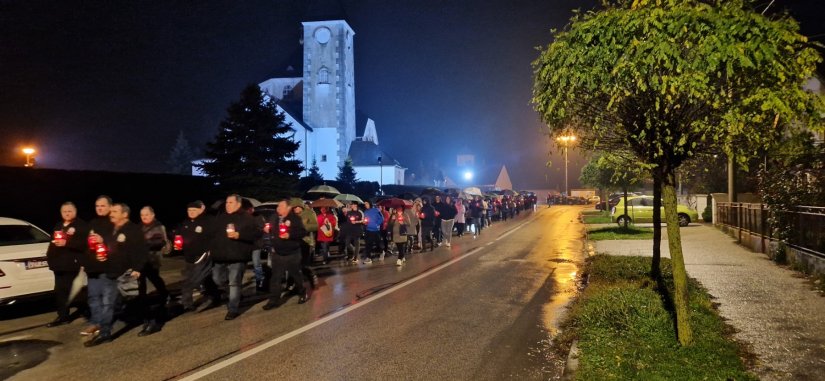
xmin=314 ymin=27 xmax=331 ymax=44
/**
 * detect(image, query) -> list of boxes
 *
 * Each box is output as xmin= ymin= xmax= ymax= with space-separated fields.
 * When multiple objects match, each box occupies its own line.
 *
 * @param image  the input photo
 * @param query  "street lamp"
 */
xmin=377 ymin=156 xmax=383 ymax=195
xmin=22 ymin=147 xmax=36 ymax=167
xmin=556 ymin=134 xmax=576 ymax=196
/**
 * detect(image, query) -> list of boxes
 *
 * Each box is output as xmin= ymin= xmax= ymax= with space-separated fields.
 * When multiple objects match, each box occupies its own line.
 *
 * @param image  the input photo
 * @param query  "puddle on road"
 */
xmin=0 ymin=339 xmax=60 ymax=380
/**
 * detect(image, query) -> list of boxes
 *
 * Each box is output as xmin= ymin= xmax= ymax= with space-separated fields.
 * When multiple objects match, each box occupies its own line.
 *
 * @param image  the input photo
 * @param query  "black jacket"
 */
xmin=268 ymin=212 xmax=306 ymax=256
xmin=83 ymin=216 xmax=114 ymax=275
xmin=341 ymin=209 xmax=364 ymax=236
xmin=46 ymin=219 xmax=87 ymax=272
xmin=176 ymin=214 xmax=215 ymax=263
xmin=211 ymin=210 xmax=260 ymax=263
xmin=434 ymin=202 xmax=457 ymax=220
xmin=420 ymin=204 xmax=436 ymax=226
xmin=102 ymin=221 xmax=149 ymax=279
xmin=141 ymin=220 xmax=167 ymax=252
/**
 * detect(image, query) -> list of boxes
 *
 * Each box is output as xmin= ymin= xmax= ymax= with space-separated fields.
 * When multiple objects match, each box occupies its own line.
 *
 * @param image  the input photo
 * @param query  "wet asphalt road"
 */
xmin=0 ymin=205 xmax=587 ymax=381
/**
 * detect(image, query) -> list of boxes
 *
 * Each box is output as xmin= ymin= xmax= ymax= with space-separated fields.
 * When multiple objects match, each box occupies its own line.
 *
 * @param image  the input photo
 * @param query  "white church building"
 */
xmin=257 ymin=19 xmax=405 ymax=185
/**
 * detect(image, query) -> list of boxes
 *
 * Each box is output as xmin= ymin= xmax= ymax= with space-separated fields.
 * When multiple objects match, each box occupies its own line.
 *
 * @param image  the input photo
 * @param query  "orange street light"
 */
xmin=555 ymin=134 xmax=577 ymax=196
xmin=22 ymin=147 xmax=36 ymax=167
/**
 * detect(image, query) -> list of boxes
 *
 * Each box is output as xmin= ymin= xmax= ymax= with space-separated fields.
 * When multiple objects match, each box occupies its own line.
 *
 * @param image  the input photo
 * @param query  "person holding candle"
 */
xmin=388 ymin=208 xmax=412 ymax=266
xmin=341 ymin=203 xmax=364 ymax=264
xmin=210 ymin=194 xmax=260 ymax=320
xmin=262 ymin=198 xmax=309 ymax=310
xmin=136 ymin=206 xmax=170 ymax=336
xmin=419 ymin=198 xmax=437 ymax=251
xmin=316 ymin=207 xmax=337 ymax=264
xmin=45 ymin=202 xmax=88 ymax=327
xmin=84 ymin=203 xmax=148 ymax=347
xmin=176 ymin=200 xmax=221 ymax=313
xmin=81 ymin=195 xmax=115 ymax=337
xmin=362 ymin=200 xmax=384 ymax=263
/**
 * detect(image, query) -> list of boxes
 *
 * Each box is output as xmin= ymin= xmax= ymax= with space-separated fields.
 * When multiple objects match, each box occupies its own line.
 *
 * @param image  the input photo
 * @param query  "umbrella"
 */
xmin=501 ymin=189 xmax=517 ymax=196
xmin=463 ymin=187 xmax=483 ymax=197
xmin=310 ymin=198 xmax=343 ymax=208
xmin=397 ymin=192 xmax=419 ymax=200
xmin=308 ymin=184 xmax=341 ymax=194
xmin=334 ymin=193 xmax=364 ymax=204
xmin=420 ymin=187 xmax=445 ymax=196
xmin=377 ymin=197 xmax=413 ymax=209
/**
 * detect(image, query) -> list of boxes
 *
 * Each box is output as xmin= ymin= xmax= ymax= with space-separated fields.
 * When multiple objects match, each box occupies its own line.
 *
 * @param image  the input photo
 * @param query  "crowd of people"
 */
xmin=42 ymin=192 xmax=539 ymax=347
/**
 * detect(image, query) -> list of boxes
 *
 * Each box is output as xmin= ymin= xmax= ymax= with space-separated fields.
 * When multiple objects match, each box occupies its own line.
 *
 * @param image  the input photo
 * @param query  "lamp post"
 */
xmin=22 ymin=147 xmax=36 ymax=168
xmin=378 ymin=156 xmax=383 ymax=195
xmin=556 ymin=134 xmax=576 ymax=196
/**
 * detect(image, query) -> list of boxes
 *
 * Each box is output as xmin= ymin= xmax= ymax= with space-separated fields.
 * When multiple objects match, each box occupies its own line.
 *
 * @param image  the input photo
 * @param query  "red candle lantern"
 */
xmin=349 ymin=216 xmax=355 ymax=222
xmin=95 ymin=243 xmax=108 ymax=261
xmin=279 ymin=224 xmax=287 ymax=235
xmin=53 ymin=231 xmax=66 ymax=241
xmin=87 ymin=235 xmax=97 ymax=250
xmin=173 ymin=235 xmax=183 ymax=251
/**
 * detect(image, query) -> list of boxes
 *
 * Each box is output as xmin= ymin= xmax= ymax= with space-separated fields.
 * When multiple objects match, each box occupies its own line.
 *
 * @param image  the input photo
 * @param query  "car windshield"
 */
xmin=0 ymin=225 xmax=51 ymax=246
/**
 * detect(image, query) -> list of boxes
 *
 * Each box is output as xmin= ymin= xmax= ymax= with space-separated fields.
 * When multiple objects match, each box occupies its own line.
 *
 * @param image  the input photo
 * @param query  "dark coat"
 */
xmin=268 ymin=212 xmax=306 ymax=256
xmin=82 ymin=216 xmax=114 ymax=275
xmin=211 ymin=210 xmax=260 ymax=263
xmin=46 ymin=219 xmax=88 ymax=272
xmin=341 ymin=209 xmax=364 ymax=236
xmin=176 ymin=214 xmax=215 ymax=263
xmin=420 ymin=204 xmax=436 ymax=226
xmin=434 ymin=201 xmax=457 ymax=220
xmin=102 ymin=221 xmax=149 ymax=279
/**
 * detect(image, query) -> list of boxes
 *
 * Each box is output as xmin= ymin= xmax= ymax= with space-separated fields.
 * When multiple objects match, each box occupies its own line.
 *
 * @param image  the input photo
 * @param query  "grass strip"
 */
xmin=587 ymin=226 xmax=654 ymax=240
xmin=556 ymin=255 xmax=756 ymax=381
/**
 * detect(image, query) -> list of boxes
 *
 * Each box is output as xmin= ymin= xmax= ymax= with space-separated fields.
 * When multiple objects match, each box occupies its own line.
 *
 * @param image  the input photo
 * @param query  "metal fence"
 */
xmin=716 ymin=202 xmax=825 ymax=257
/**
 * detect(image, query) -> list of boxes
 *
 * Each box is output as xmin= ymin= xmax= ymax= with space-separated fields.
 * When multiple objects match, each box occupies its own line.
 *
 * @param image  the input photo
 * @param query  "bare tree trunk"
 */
xmin=663 ymin=169 xmax=693 ymax=346
xmin=651 ymin=169 xmax=662 ymax=279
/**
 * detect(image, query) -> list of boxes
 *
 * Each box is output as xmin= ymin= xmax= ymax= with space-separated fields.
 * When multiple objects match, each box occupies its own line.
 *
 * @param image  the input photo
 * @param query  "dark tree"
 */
xmin=336 ymin=157 xmax=358 ymax=194
xmin=166 ymin=130 xmax=198 ymax=175
xmin=298 ymin=159 xmax=325 ymax=192
xmin=199 ymin=84 xmax=302 ymax=200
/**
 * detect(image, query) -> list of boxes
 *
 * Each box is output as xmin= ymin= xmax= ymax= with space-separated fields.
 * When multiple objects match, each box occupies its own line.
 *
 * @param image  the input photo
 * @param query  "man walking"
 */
xmin=362 ymin=200 xmax=384 ymax=263
xmin=211 ymin=194 xmax=260 ymax=320
xmin=80 ymin=195 xmax=115 ymax=337
xmin=341 ymin=203 xmax=364 ymax=263
xmin=435 ymin=196 xmax=458 ymax=248
xmin=263 ymin=199 xmax=309 ymax=309
xmin=84 ymin=203 xmax=147 ymax=347
xmin=177 ymin=201 xmax=221 ymax=313
xmin=45 ymin=202 xmax=87 ymax=327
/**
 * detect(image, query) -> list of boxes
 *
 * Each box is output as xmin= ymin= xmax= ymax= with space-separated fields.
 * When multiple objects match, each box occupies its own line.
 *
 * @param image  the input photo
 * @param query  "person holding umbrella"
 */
xmin=388 ymin=208 xmax=412 ymax=266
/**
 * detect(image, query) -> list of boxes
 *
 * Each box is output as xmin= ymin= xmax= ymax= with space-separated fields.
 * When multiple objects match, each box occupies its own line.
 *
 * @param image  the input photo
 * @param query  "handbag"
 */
xmin=160 ymin=225 xmax=172 ymax=256
xmin=117 ymin=270 xmax=139 ymax=298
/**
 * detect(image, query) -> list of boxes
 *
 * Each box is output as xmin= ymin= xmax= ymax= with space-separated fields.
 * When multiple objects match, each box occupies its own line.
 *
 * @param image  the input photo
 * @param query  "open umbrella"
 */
xmin=463 ymin=187 xmax=483 ymax=197
xmin=377 ymin=197 xmax=413 ymax=209
xmin=310 ymin=198 xmax=343 ymax=209
xmin=307 ymin=184 xmax=341 ymax=196
xmin=501 ymin=189 xmax=517 ymax=196
xmin=420 ymin=187 xmax=445 ymax=196
xmin=334 ymin=193 xmax=364 ymax=204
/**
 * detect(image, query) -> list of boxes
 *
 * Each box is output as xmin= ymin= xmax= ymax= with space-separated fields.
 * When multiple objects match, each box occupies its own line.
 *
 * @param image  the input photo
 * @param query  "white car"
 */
xmin=0 ymin=217 xmax=53 ymax=305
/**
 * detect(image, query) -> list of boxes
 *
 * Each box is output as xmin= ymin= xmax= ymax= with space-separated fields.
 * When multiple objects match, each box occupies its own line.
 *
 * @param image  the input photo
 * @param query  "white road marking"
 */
xmin=0 ymin=335 xmax=31 ymax=343
xmin=178 ymin=219 xmax=532 ymax=381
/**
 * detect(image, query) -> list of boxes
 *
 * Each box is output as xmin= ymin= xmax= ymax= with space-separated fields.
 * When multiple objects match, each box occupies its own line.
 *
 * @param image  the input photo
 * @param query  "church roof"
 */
xmin=348 ymin=140 xmax=401 ymax=167
xmin=277 ymin=99 xmax=312 ymax=132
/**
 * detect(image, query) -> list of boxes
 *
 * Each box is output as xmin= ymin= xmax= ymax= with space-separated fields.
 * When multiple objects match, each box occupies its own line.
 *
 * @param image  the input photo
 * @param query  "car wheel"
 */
xmin=616 ymin=216 xmax=631 ymax=226
xmin=678 ymin=213 xmax=690 ymax=227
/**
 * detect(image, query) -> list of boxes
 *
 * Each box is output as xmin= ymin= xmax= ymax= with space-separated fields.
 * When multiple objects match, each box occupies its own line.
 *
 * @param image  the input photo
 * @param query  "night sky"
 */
xmin=1 ymin=0 xmax=823 ymax=190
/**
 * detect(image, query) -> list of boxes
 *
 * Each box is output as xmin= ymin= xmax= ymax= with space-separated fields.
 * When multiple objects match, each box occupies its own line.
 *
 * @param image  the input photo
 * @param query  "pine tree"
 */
xmin=336 ymin=157 xmax=358 ymax=193
xmin=166 ymin=130 xmax=197 ymax=175
xmin=298 ymin=159 xmax=325 ymax=192
xmin=199 ymin=84 xmax=303 ymax=200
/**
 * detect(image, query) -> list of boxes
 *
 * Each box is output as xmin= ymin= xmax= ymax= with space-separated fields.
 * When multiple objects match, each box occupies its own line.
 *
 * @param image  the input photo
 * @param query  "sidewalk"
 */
xmin=592 ymin=224 xmax=825 ymax=381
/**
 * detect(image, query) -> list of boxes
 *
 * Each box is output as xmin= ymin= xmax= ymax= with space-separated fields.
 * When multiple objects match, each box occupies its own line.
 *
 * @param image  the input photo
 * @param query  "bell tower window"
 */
xmin=318 ymin=67 xmax=330 ymax=84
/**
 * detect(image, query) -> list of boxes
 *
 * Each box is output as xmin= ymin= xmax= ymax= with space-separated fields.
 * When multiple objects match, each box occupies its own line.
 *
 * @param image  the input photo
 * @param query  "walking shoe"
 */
xmin=350 ymin=257 xmax=358 ymax=264
xmin=298 ymin=291 xmax=310 ymax=304
xmin=445 ymin=242 xmax=451 ymax=248
xmin=363 ymin=257 xmax=372 ymax=264
xmin=396 ymin=259 xmax=403 ymax=266
xmin=224 ymin=311 xmax=240 ymax=320
xmin=379 ymin=252 xmax=385 ymax=261
xmin=310 ymin=274 xmax=319 ymax=290
xmin=80 ymin=325 xmax=100 ymax=336
xmin=138 ymin=322 xmax=161 ymax=337
xmin=83 ymin=334 xmax=112 ymax=347
xmin=46 ymin=317 xmax=71 ymax=328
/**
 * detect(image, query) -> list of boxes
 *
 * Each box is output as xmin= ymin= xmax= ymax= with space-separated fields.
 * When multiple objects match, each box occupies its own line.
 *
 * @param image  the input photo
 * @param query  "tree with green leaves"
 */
xmin=533 ymin=0 xmax=823 ymax=345
xmin=580 ymin=152 xmax=645 ymax=225
xmin=199 ymin=84 xmax=303 ymax=200
xmin=336 ymin=157 xmax=358 ymax=194
xmin=166 ymin=130 xmax=198 ymax=175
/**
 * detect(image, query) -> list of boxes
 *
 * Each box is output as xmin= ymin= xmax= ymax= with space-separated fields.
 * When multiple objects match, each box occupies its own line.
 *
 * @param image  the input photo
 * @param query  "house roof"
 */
xmin=348 ymin=140 xmax=401 ymax=167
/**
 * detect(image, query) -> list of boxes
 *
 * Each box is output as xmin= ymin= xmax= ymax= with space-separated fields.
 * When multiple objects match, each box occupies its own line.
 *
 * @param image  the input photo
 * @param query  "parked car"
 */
xmin=0 ymin=217 xmax=53 ymax=305
xmin=610 ymin=196 xmax=699 ymax=227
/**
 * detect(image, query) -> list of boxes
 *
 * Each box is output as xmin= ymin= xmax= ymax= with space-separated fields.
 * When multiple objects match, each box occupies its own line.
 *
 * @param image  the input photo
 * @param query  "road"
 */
xmin=0 ymin=205 xmax=587 ymax=381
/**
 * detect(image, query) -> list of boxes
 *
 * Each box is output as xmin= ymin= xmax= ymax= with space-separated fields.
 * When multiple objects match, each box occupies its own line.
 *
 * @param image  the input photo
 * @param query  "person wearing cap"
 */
xmin=177 ymin=200 xmax=221 ymax=313
xmin=210 ymin=194 xmax=260 ymax=320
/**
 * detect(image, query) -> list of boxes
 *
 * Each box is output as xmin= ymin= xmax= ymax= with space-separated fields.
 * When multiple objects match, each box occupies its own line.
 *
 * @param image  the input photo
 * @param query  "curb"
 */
xmin=561 ymin=340 xmax=580 ymax=380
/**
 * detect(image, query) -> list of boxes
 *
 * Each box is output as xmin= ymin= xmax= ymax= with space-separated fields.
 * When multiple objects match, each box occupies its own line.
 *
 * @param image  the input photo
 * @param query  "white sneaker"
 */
xmin=379 ymin=252 xmax=385 ymax=261
xmin=445 ymin=242 xmax=451 ymax=248
xmin=363 ymin=258 xmax=372 ymax=264
xmin=396 ymin=259 xmax=403 ymax=266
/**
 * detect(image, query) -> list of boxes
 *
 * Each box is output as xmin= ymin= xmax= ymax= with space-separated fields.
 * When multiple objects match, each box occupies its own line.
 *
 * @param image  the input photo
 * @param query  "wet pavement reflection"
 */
xmin=0 ymin=339 xmax=60 ymax=380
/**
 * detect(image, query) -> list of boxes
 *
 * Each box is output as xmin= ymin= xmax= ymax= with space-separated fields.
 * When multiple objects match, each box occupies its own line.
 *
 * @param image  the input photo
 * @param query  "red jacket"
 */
xmin=316 ymin=212 xmax=337 ymax=242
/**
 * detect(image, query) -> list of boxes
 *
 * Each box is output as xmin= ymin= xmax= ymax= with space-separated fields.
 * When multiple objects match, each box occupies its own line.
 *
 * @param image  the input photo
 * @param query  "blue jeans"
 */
xmin=87 ymin=273 xmax=119 ymax=337
xmin=212 ymin=262 xmax=245 ymax=314
xmin=251 ymin=249 xmax=264 ymax=285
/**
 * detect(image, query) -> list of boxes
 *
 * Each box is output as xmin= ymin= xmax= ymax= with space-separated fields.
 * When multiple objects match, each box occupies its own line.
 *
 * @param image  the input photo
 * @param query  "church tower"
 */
xmin=301 ymin=20 xmax=356 ymax=176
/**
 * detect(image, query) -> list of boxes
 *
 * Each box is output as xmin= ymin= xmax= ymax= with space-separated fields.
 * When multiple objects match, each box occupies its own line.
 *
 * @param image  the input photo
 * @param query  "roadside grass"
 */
xmin=556 ymin=255 xmax=756 ymax=381
xmin=587 ymin=225 xmax=654 ymax=240
xmin=581 ymin=211 xmax=612 ymax=224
